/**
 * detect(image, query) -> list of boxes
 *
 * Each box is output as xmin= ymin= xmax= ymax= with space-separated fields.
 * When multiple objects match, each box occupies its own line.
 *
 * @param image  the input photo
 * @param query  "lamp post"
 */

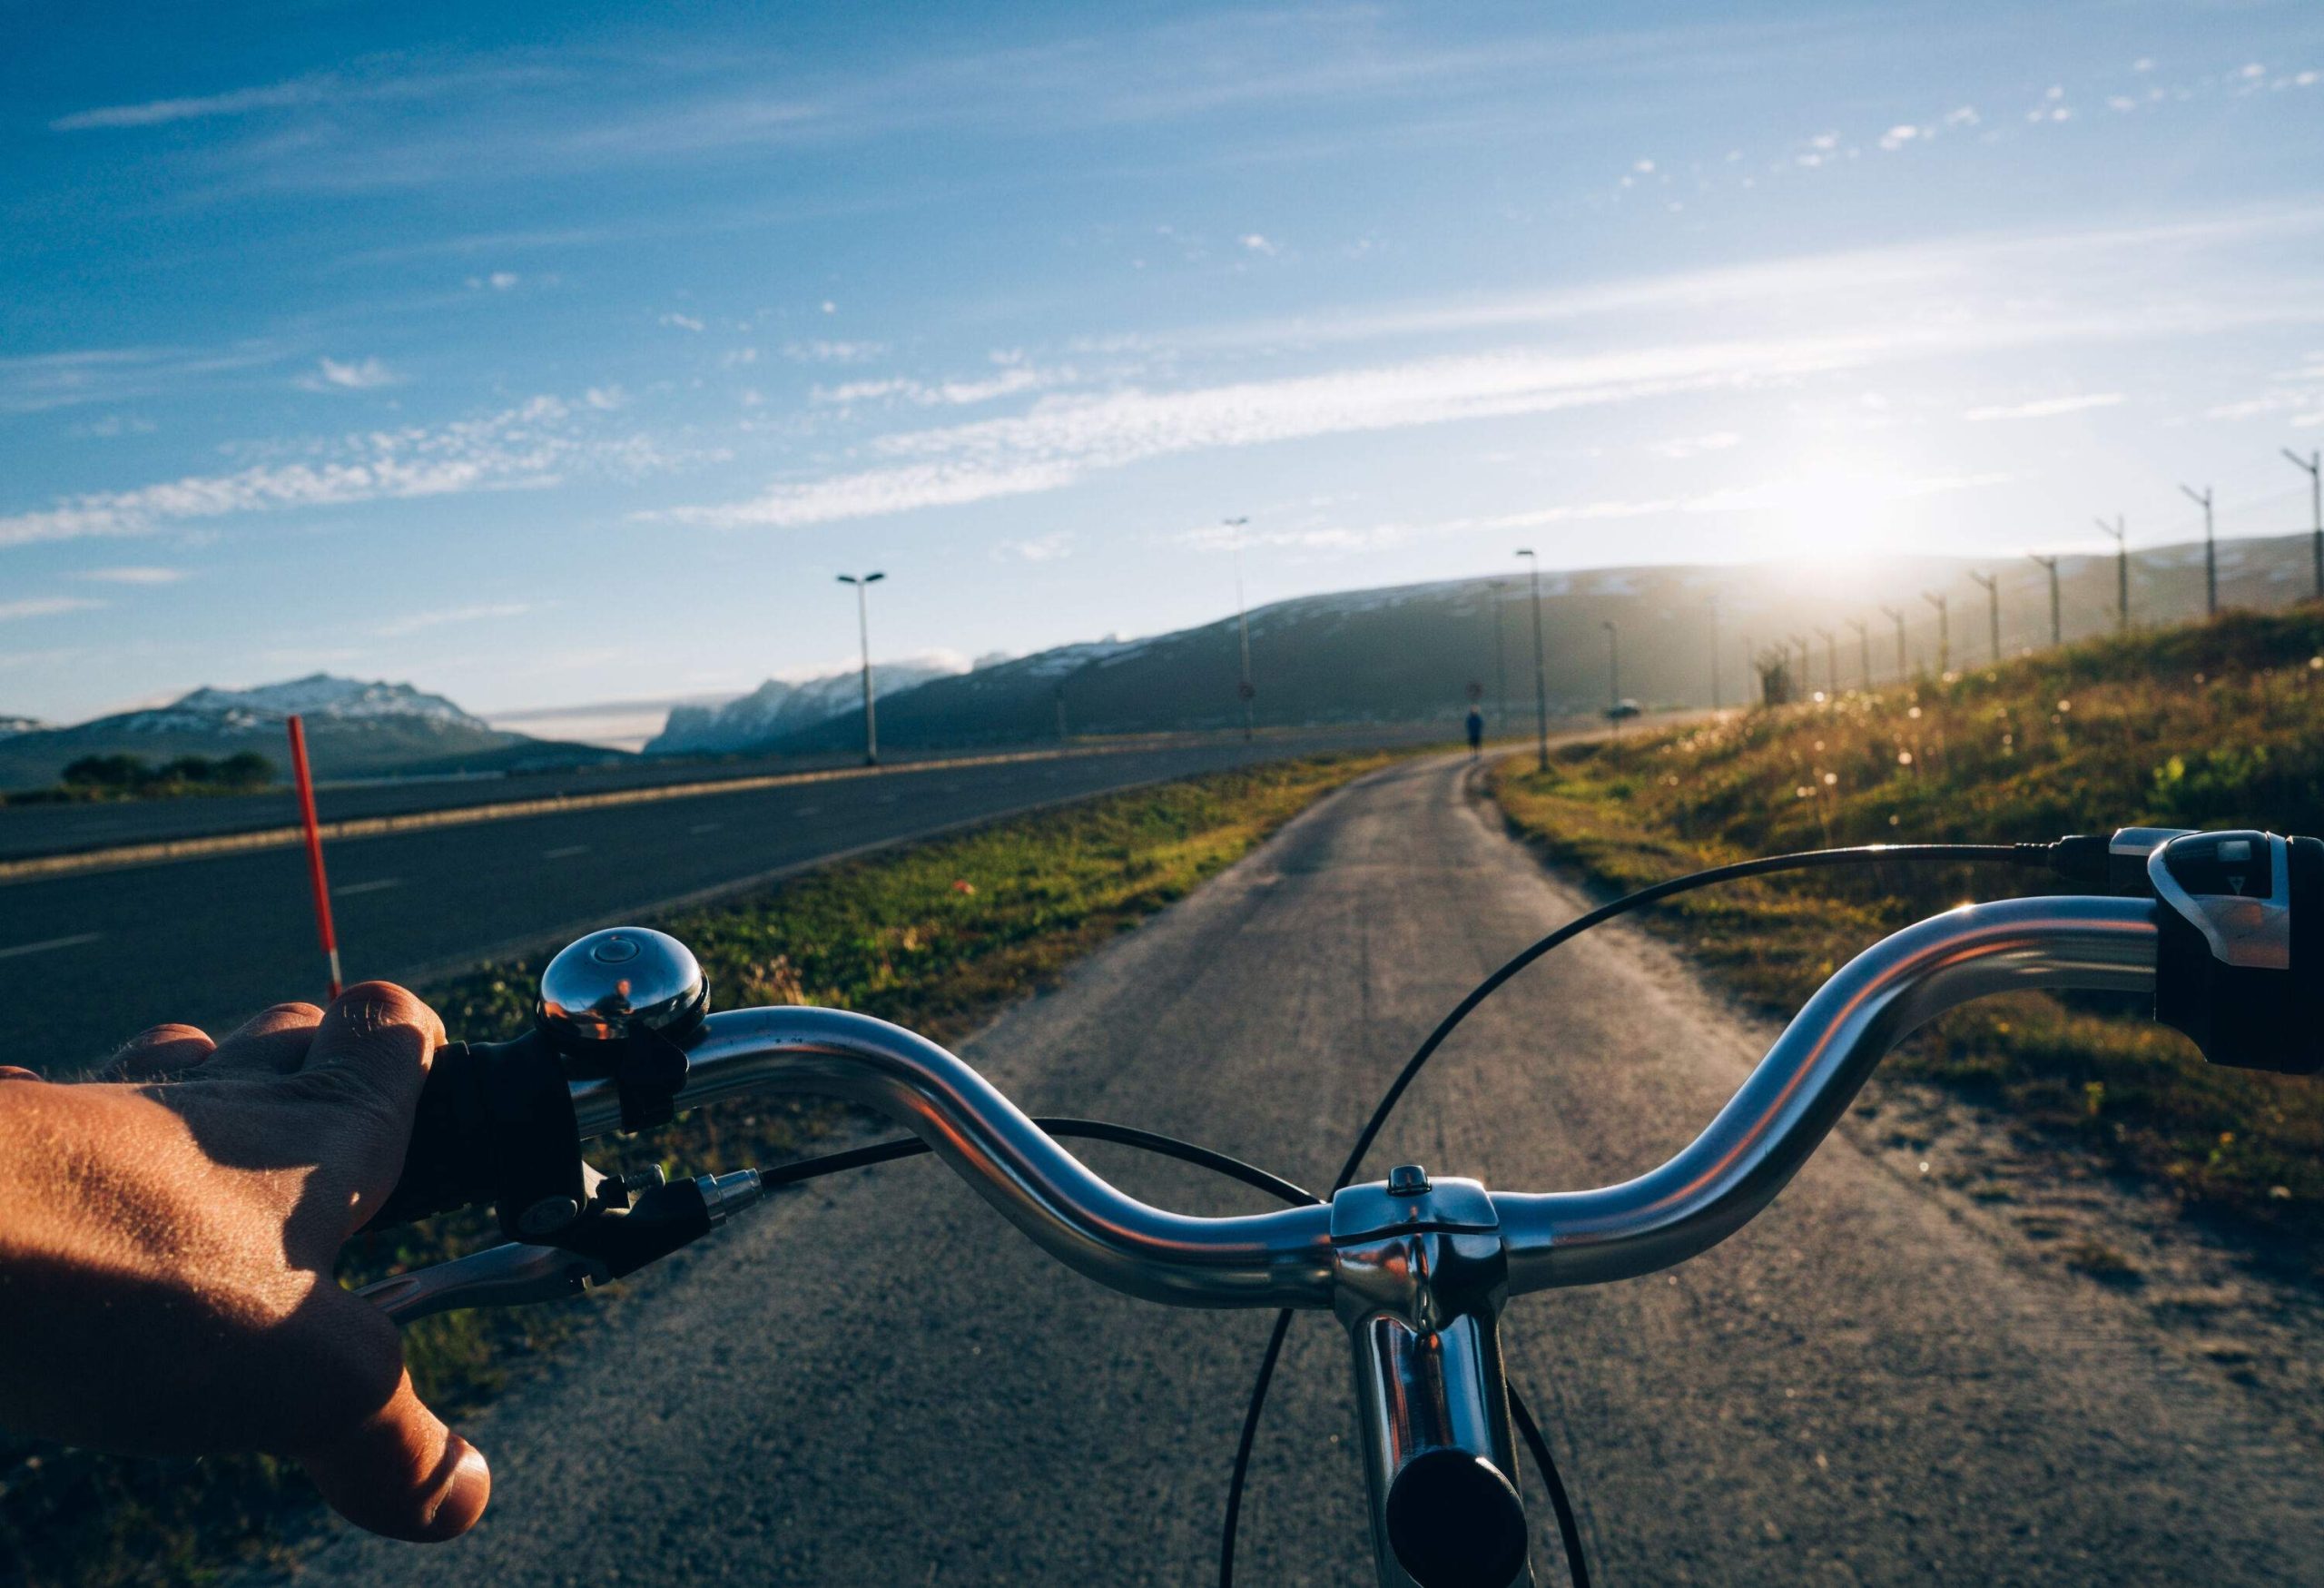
xmin=1515 ymin=548 xmax=1549 ymax=771
xmin=1487 ymin=579 xmax=1510 ymax=731
xmin=1815 ymin=626 xmax=1838 ymax=695
xmin=1224 ymin=518 xmax=1254 ymax=740
xmin=2095 ymin=517 xmax=2129 ymax=631
xmin=1847 ymin=617 xmax=1871 ymax=690
xmin=2286 ymin=449 xmax=2323 ymax=602
xmin=1922 ymin=591 xmax=1949 ymax=676
xmin=2028 ymin=554 xmax=2062 ymax=647
xmin=835 ymin=571 xmax=885 ymax=766
xmin=1967 ymin=570 xmax=2000 ymax=663
xmin=1880 ymin=605 xmax=1906 ymax=680
xmin=2180 ymin=484 xmax=2217 ymax=617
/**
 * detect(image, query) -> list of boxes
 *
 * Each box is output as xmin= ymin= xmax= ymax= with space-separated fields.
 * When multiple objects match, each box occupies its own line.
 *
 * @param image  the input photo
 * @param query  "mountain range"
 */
xmin=5 ymin=531 xmax=2317 ymax=788
xmin=645 ymin=663 xmax=957 ymax=755
xmin=0 ymin=675 xmax=624 ymax=791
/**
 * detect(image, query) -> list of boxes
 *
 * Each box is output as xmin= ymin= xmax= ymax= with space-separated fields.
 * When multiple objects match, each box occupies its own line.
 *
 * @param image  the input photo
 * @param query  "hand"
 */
xmin=0 ymin=984 xmax=489 ymax=1542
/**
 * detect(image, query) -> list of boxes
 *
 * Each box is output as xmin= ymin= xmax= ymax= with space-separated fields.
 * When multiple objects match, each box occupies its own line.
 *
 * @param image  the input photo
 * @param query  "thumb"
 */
xmin=298 ymin=1368 xmax=491 ymax=1543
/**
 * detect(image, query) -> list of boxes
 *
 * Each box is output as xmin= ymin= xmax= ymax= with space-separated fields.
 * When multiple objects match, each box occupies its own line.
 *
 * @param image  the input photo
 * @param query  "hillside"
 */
xmin=1490 ymin=604 xmax=2324 ymax=1262
xmin=0 ymin=674 xmax=625 ymax=790
xmin=759 ymin=530 xmax=2324 ymax=755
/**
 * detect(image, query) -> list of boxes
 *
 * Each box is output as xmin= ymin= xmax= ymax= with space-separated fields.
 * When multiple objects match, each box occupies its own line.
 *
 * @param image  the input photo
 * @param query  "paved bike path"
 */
xmin=281 ymin=754 xmax=2324 ymax=1585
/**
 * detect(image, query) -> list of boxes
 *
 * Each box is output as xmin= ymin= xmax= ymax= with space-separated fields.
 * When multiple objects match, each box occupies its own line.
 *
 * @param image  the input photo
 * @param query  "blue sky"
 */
xmin=5 ymin=1 xmax=2323 ymax=725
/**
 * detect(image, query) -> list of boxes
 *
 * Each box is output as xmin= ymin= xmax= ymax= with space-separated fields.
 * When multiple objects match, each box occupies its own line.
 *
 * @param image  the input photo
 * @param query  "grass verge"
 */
xmin=1486 ymin=607 xmax=2324 ymax=1276
xmin=3 ymin=749 xmax=1399 ymax=1588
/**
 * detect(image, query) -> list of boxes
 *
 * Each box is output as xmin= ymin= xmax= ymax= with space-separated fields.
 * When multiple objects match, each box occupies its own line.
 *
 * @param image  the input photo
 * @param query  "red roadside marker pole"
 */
xmin=286 ymin=715 xmax=343 ymax=1000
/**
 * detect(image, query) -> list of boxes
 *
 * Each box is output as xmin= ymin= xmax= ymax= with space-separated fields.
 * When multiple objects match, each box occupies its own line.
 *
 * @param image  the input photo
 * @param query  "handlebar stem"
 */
xmin=1493 ymin=894 xmax=2159 ymax=1294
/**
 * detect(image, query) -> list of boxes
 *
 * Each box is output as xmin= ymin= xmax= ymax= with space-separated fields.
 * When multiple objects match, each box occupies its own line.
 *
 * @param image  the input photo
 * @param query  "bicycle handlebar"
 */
xmin=422 ymin=893 xmax=2158 ymax=1313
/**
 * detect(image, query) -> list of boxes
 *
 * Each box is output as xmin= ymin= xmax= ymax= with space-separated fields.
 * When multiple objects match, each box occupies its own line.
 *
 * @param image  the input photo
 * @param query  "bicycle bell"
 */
xmin=537 ymin=926 xmax=710 ymax=1056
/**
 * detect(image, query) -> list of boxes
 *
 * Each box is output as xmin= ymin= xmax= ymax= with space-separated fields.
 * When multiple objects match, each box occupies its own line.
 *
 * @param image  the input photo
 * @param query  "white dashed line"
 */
xmin=542 ymin=844 xmax=591 ymax=859
xmin=0 ymin=932 xmax=102 ymax=961
xmin=331 ymin=878 xmax=403 ymax=897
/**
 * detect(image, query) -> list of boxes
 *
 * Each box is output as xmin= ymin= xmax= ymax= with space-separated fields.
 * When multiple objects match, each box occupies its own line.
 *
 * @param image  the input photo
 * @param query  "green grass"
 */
xmin=1 ymin=750 xmax=1398 ymax=1588
xmin=1489 ymin=606 xmax=2324 ymax=1270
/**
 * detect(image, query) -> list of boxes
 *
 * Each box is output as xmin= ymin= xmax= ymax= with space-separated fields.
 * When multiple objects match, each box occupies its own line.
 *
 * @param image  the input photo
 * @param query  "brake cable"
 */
xmin=1222 ymin=839 xmax=2065 ymax=1588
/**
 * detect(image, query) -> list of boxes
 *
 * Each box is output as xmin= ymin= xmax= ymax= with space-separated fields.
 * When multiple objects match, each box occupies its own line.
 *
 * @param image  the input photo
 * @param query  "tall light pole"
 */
xmin=1922 ymin=590 xmax=1949 ymax=676
xmin=1487 ymin=579 xmax=1510 ymax=731
xmin=2095 ymin=516 xmax=2129 ymax=631
xmin=1601 ymin=618 xmax=1620 ymax=710
xmin=1848 ymin=617 xmax=1872 ymax=689
xmin=2287 ymin=449 xmax=2323 ymax=602
xmin=1515 ymin=548 xmax=1549 ymax=771
xmin=1789 ymin=633 xmax=1810 ymax=698
xmin=1223 ymin=518 xmax=1254 ymax=740
xmin=2180 ymin=484 xmax=2217 ymax=617
xmin=1708 ymin=595 xmax=1721 ymax=709
xmin=2028 ymin=554 xmax=2062 ymax=647
xmin=835 ymin=571 xmax=885 ymax=766
xmin=1880 ymin=605 xmax=1906 ymax=681
xmin=1968 ymin=570 xmax=2000 ymax=663
xmin=1815 ymin=626 xmax=1838 ymax=695
xmin=1742 ymin=634 xmax=1758 ymax=705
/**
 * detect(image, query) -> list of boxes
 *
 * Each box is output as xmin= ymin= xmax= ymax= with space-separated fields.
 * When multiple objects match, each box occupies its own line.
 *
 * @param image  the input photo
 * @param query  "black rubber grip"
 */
xmin=2153 ymin=833 xmax=2324 ymax=1075
xmin=362 ymin=1032 xmax=586 ymax=1233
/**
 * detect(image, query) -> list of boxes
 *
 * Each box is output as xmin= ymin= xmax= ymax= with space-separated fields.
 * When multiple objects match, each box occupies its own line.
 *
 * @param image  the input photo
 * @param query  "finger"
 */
xmin=298 ymin=1371 xmax=490 ymax=1544
xmin=199 ymin=1003 xmax=325 ymax=1078
xmin=303 ymin=982 xmax=445 ymax=1113
xmin=99 ymin=1023 xmax=216 ymax=1080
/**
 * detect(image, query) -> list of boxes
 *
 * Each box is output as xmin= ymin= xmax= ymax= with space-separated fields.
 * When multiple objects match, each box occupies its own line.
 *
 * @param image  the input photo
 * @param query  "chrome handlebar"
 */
xmin=397 ymin=893 xmax=2156 ymax=1318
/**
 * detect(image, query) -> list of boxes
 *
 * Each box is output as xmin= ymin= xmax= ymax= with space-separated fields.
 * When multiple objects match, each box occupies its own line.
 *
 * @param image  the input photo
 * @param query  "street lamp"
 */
xmin=2286 ymin=449 xmax=2323 ymax=602
xmin=2028 ymin=554 xmax=2062 ymax=647
xmin=2180 ymin=484 xmax=2216 ymax=618
xmin=1224 ymin=517 xmax=1254 ymax=741
xmin=2094 ymin=517 xmax=2129 ymax=631
xmin=1921 ymin=591 xmax=1949 ymax=676
xmin=836 ymin=571 xmax=885 ymax=765
xmin=1487 ymin=579 xmax=1510 ymax=731
xmin=1515 ymin=549 xmax=1549 ymax=771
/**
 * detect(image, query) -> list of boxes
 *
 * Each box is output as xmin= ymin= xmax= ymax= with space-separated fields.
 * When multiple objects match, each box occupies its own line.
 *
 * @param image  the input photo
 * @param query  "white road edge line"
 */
xmin=0 ymin=932 xmax=103 ymax=961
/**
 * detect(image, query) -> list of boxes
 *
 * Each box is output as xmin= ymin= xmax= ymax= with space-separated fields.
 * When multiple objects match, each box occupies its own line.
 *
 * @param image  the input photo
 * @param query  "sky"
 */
xmin=5 ymin=0 xmax=2324 ymax=726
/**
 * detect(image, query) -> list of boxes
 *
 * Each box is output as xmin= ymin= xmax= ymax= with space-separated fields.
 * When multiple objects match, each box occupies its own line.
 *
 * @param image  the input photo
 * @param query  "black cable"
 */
xmin=1330 ymin=841 xmax=2043 ymax=1193
xmin=759 ymin=1115 xmax=1321 ymax=1210
xmin=1510 ymin=1386 xmax=1590 ymax=1588
xmin=1221 ymin=839 xmax=2057 ymax=1588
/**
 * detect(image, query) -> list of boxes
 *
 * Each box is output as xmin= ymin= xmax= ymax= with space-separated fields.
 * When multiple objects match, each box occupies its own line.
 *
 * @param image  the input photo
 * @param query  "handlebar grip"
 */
xmin=363 ymin=1032 xmax=586 ymax=1233
xmin=2153 ymin=832 xmax=2324 ymax=1075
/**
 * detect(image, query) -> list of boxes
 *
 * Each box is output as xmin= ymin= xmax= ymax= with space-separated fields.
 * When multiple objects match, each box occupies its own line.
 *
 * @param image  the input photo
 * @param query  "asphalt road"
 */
xmin=275 ymin=754 xmax=2324 ymax=1585
xmin=0 ymin=732 xmax=1433 ymax=1074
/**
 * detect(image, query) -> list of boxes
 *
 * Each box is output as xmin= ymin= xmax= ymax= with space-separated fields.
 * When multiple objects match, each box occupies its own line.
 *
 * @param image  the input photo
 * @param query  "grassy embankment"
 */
xmin=4 ymin=750 xmax=1398 ymax=1588
xmin=1490 ymin=607 xmax=2324 ymax=1267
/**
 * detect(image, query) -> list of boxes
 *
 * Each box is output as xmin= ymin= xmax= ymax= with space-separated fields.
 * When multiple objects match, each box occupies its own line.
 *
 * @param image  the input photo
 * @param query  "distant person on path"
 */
xmin=1465 ymin=705 xmax=1485 ymax=756
xmin=0 ymin=984 xmax=491 ymax=1543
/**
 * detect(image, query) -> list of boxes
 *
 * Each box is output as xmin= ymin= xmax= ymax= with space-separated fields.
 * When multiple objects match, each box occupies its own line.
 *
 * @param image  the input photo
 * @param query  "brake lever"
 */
xmin=358 ymin=1241 xmax=610 ymax=1326
xmin=358 ymin=1168 xmax=770 ymax=1327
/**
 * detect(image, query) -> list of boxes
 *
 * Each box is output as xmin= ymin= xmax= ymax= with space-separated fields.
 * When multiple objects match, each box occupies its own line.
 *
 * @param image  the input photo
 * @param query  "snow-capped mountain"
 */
xmin=0 ymin=674 xmax=622 ymax=791
xmin=645 ymin=662 xmax=957 ymax=755
xmin=120 ymin=675 xmax=488 ymax=735
xmin=0 ymin=715 xmax=45 ymax=739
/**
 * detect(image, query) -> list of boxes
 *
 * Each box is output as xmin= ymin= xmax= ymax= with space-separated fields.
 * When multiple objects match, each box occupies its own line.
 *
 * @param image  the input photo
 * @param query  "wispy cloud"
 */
xmin=51 ymin=77 xmax=330 ymax=132
xmin=0 ymin=597 xmax=105 ymax=621
xmin=74 ymin=566 xmax=188 ymax=585
xmin=373 ymin=600 xmax=536 ymax=637
xmin=783 ymin=339 xmax=886 ymax=363
xmin=0 ymin=341 xmax=286 ymax=416
xmin=995 ymin=532 xmax=1073 ymax=562
xmin=811 ymin=367 xmax=1056 ymax=408
xmin=659 ymin=312 xmax=706 ymax=333
xmin=1962 ymin=392 xmax=2124 ymax=420
xmin=298 ymin=356 xmax=399 ymax=392
xmin=0 ymin=396 xmax=662 ymax=548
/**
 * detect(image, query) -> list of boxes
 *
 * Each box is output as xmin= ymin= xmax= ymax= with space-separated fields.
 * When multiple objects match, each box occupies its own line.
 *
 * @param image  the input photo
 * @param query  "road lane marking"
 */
xmin=332 ymin=878 xmax=404 ymax=896
xmin=0 ymin=932 xmax=102 ymax=960
xmin=542 ymin=843 xmax=591 ymax=859
xmin=0 ymin=735 xmax=1266 ymax=884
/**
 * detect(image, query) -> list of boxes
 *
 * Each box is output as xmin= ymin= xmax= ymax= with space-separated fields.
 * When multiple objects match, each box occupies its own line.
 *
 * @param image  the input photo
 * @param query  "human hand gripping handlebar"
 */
xmin=355 ymin=826 xmax=2323 ymax=1588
